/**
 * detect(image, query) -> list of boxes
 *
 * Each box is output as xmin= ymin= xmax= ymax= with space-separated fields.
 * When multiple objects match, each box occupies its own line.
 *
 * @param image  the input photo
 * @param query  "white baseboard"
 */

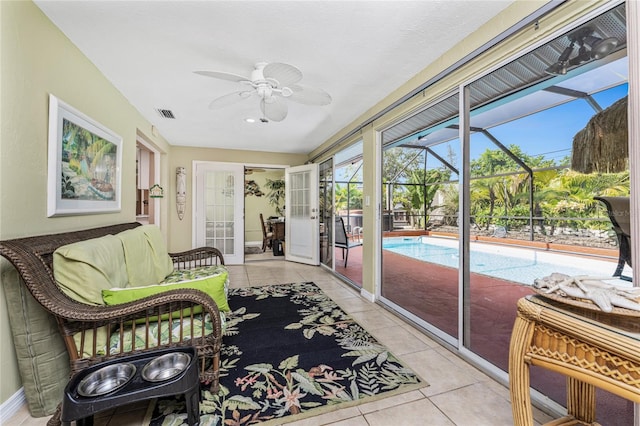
xmin=245 ymin=241 xmax=262 ymax=247
xmin=1 ymin=387 xmax=26 ymax=423
xmin=360 ymin=287 xmax=376 ymax=303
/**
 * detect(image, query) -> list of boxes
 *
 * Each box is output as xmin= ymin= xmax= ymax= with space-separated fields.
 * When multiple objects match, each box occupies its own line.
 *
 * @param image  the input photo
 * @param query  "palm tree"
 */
xmin=470 ymin=177 xmax=501 ymax=229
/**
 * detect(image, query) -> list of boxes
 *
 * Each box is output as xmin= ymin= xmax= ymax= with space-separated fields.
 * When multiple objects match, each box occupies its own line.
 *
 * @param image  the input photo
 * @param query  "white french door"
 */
xmin=285 ymin=163 xmax=319 ymax=265
xmin=194 ymin=162 xmax=244 ymax=264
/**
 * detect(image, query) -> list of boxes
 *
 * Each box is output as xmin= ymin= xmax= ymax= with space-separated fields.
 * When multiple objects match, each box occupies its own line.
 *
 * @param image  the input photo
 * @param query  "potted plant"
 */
xmin=265 ymin=178 xmax=285 ymax=216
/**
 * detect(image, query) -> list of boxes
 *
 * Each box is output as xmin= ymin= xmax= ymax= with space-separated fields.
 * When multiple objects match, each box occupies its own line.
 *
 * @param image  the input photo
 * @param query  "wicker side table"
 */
xmin=509 ymin=295 xmax=640 ymax=426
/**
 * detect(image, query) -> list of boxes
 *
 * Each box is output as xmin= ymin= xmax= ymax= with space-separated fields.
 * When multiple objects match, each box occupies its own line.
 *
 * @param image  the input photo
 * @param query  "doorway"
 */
xmin=332 ymin=142 xmax=364 ymax=286
xmin=244 ymin=166 xmax=286 ymax=262
xmin=136 ymin=138 xmax=160 ymax=225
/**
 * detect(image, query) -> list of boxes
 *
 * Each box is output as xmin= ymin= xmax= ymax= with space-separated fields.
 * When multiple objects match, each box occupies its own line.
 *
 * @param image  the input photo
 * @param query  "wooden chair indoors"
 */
xmin=335 ymin=216 xmax=363 ymax=267
xmin=594 ymin=196 xmax=632 ymax=280
xmin=260 ymin=213 xmax=273 ymax=252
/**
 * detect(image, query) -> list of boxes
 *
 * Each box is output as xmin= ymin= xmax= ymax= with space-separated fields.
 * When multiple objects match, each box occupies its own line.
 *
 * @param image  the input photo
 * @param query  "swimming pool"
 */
xmin=382 ymin=236 xmax=628 ymax=285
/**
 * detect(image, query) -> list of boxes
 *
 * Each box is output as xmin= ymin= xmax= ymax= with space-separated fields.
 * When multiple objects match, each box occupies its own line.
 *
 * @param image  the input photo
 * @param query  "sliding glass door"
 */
xmin=319 ymin=159 xmax=333 ymax=268
xmin=380 ymin=93 xmax=460 ymax=342
xmin=377 ymin=3 xmax=631 ymax=423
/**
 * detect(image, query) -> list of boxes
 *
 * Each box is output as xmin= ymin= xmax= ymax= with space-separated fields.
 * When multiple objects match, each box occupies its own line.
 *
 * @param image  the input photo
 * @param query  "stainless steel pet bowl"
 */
xmin=77 ymin=363 xmax=136 ymax=397
xmin=141 ymin=352 xmax=191 ymax=382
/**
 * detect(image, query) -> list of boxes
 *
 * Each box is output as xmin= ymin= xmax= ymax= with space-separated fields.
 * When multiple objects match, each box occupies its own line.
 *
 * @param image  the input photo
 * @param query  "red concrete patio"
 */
xmin=335 ymin=242 xmax=632 ymax=425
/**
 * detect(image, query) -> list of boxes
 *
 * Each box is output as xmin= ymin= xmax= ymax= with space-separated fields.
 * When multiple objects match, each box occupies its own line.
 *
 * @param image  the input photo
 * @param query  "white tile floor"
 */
xmin=8 ymin=260 xmax=554 ymax=425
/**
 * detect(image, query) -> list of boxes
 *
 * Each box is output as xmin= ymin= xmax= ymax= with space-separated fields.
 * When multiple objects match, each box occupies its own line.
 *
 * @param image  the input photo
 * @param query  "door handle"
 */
xmin=310 ymin=216 xmax=316 ymax=219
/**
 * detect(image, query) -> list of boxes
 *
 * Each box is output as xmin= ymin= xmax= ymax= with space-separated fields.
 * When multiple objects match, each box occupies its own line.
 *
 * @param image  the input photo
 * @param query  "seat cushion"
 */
xmin=102 ymin=265 xmax=230 ymax=312
xmin=116 ymin=225 xmax=174 ymax=287
xmin=2 ymin=268 xmax=69 ymax=417
xmin=53 ymin=234 xmax=128 ymax=305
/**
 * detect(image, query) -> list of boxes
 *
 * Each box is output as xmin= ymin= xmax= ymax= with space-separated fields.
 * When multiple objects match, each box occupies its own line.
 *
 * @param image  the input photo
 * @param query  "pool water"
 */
xmin=382 ymin=237 xmax=626 ymax=285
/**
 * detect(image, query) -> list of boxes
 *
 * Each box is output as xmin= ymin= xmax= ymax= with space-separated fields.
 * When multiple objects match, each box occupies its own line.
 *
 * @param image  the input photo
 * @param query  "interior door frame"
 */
xmin=136 ymin=134 xmax=162 ymax=227
xmin=193 ymin=161 xmax=290 ymax=264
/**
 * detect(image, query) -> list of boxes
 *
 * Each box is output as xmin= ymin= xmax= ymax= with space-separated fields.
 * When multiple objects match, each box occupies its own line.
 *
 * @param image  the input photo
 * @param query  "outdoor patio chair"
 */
xmin=260 ymin=213 xmax=273 ymax=252
xmin=335 ymin=216 xmax=363 ymax=267
xmin=351 ymin=226 xmax=363 ymax=242
xmin=594 ymin=196 xmax=632 ymax=280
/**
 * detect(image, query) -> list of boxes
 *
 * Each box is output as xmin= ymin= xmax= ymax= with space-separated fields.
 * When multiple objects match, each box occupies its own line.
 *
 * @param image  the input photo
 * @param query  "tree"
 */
xmin=470 ymin=146 xmax=556 ymax=229
xmin=470 ymin=145 xmax=554 ymax=176
xmin=406 ymin=168 xmax=451 ymax=228
xmin=334 ymin=183 xmax=363 ymax=211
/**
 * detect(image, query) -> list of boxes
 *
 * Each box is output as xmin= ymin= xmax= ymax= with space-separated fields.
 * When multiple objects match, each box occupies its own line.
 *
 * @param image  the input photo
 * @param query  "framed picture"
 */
xmin=47 ymin=94 xmax=122 ymax=217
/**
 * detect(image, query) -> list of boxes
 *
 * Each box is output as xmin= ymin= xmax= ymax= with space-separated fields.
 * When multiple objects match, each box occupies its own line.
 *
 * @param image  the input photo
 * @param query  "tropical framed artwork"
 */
xmin=47 ymin=94 xmax=122 ymax=217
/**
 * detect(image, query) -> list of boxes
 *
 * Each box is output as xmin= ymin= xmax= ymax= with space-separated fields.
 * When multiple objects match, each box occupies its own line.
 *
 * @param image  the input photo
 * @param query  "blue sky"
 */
xmin=335 ymin=81 xmax=628 ymax=182
xmin=484 ymin=83 xmax=628 ymax=164
xmin=424 ymin=82 xmax=628 ymax=172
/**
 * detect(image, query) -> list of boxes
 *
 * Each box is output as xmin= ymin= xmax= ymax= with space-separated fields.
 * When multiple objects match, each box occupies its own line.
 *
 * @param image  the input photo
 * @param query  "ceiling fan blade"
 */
xmin=260 ymin=97 xmax=288 ymax=122
xmin=194 ymin=70 xmax=250 ymax=83
xmin=288 ymin=84 xmax=332 ymax=106
xmin=209 ymin=91 xmax=253 ymax=109
xmin=263 ymin=62 xmax=303 ymax=87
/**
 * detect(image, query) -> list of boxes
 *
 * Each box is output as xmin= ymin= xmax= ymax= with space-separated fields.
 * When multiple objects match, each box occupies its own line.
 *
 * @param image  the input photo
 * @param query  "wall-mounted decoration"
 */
xmin=149 ymin=184 xmax=164 ymax=198
xmin=245 ymin=180 xmax=264 ymax=197
xmin=176 ymin=167 xmax=186 ymax=220
xmin=47 ymin=94 xmax=122 ymax=217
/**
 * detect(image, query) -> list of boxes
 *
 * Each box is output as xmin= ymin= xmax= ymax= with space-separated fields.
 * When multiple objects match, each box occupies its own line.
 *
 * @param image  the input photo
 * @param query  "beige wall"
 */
xmin=0 ymin=1 xmax=174 ymax=404
xmin=167 ymin=147 xmax=306 ymax=251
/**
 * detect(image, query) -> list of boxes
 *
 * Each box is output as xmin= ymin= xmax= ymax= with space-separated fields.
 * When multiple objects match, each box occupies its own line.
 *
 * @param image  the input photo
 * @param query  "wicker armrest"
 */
xmin=58 ymin=287 xmax=221 ymax=326
xmin=170 ymin=246 xmax=225 ymax=269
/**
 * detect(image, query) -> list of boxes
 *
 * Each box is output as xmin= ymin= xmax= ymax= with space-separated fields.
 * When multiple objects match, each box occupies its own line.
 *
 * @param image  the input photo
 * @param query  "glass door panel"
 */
xmin=319 ymin=159 xmax=333 ymax=268
xmin=463 ymin=5 xmax=630 ymax=422
xmin=285 ymin=163 xmax=319 ymax=265
xmin=380 ymin=93 xmax=460 ymax=341
xmin=333 ymin=142 xmax=364 ymax=285
xmin=195 ymin=162 xmax=244 ymax=264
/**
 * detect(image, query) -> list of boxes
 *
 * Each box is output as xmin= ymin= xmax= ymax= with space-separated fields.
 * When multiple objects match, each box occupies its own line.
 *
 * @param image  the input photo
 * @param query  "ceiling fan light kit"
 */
xmin=195 ymin=61 xmax=331 ymax=122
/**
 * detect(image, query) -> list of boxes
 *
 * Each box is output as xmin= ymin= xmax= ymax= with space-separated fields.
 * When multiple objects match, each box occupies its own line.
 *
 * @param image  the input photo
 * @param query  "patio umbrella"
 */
xmin=571 ymin=95 xmax=628 ymax=174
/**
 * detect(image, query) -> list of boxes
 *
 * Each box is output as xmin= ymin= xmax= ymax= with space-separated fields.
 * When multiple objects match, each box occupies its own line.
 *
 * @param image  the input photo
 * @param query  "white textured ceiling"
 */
xmin=35 ymin=1 xmax=515 ymax=154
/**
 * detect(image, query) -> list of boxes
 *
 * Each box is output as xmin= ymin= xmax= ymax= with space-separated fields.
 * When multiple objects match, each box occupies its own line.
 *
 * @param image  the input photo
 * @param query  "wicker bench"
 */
xmin=0 ymin=222 xmax=223 ymax=422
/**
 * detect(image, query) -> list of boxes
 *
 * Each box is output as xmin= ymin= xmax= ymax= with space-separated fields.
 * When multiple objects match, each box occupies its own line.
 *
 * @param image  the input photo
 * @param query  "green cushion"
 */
xmin=73 ymin=326 xmax=111 ymax=358
xmin=2 ymin=268 xmax=70 ymax=417
xmin=102 ymin=269 xmax=230 ymax=312
xmin=116 ymin=225 xmax=174 ymax=287
xmin=53 ymin=234 xmax=128 ymax=305
xmin=108 ymin=312 xmax=219 ymax=354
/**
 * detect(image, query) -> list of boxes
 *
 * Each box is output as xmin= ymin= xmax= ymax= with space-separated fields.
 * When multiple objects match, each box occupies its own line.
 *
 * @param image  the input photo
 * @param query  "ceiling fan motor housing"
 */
xmin=256 ymin=84 xmax=273 ymax=100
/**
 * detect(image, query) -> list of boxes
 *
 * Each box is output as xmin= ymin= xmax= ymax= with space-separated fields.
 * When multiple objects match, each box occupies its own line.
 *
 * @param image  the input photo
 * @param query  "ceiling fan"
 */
xmin=244 ymin=168 xmax=266 ymax=175
xmin=194 ymin=62 xmax=331 ymax=122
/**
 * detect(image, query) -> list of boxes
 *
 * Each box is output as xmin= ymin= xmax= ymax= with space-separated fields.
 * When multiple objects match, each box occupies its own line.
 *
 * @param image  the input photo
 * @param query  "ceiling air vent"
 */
xmin=155 ymin=108 xmax=176 ymax=119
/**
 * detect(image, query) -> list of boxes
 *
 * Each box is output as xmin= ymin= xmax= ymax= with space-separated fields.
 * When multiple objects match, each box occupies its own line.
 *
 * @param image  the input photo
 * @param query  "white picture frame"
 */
xmin=47 ymin=94 xmax=122 ymax=217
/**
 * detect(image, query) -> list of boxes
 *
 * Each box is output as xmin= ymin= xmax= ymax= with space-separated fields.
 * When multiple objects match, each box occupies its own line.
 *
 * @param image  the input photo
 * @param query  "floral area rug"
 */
xmin=148 ymin=282 xmax=426 ymax=425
